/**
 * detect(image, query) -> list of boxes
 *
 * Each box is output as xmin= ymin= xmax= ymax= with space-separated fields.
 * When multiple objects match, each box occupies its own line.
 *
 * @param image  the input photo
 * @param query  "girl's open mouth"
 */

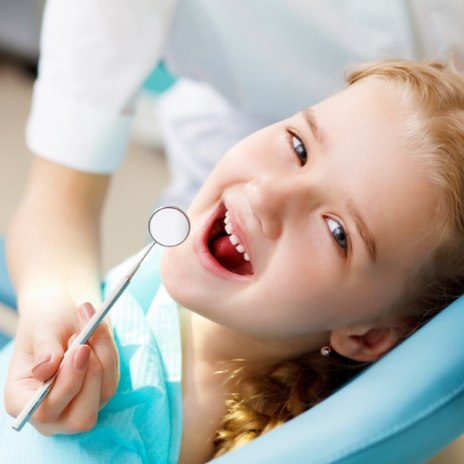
xmin=206 ymin=203 xmax=254 ymax=276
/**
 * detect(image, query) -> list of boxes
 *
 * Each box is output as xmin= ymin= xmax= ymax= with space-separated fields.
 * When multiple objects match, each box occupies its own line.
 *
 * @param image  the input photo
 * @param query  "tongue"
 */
xmin=210 ymin=236 xmax=253 ymax=275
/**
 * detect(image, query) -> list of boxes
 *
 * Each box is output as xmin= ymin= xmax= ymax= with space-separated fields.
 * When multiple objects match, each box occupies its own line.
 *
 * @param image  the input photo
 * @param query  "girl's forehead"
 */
xmin=309 ymin=82 xmax=443 ymax=265
xmin=313 ymin=78 xmax=403 ymax=122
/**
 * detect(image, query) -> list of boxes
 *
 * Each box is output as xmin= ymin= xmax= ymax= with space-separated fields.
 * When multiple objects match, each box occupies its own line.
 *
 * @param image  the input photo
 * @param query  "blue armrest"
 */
xmin=212 ymin=296 xmax=464 ymax=463
xmin=0 ymin=237 xmax=16 ymax=347
xmin=0 ymin=237 xmax=16 ymax=309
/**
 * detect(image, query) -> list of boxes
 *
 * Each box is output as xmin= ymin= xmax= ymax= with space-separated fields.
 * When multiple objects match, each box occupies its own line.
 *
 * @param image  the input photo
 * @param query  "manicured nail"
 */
xmin=73 ymin=345 xmax=90 ymax=371
xmin=79 ymin=302 xmax=95 ymax=321
xmin=31 ymin=354 xmax=51 ymax=375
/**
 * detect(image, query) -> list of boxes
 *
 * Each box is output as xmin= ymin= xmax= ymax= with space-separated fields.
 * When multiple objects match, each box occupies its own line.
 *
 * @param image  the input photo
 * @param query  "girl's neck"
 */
xmin=177 ymin=308 xmax=329 ymax=463
xmin=178 ymin=309 xmax=231 ymax=464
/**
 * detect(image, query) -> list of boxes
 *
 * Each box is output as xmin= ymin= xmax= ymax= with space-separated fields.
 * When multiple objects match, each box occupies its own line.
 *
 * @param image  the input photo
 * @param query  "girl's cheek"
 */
xmin=160 ymin=248 xmax=180 ymax=282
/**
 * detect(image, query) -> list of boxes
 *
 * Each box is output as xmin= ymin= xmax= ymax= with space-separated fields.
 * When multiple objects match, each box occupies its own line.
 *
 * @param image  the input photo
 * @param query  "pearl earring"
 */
xmin=320 ymin=345 xmax=332 ymax=357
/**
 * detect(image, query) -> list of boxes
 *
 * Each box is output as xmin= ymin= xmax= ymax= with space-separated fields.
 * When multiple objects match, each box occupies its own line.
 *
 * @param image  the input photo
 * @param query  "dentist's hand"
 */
xmin=4 ymin=158 xmax=115 ymax=435
xmin=4 ymin=301 xmax=119 ymax=435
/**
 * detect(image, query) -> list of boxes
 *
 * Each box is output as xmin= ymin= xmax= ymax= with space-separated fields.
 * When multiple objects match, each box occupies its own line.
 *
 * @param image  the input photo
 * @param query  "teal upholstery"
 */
xmin=0 ymin=237 xmax=15 ymax=348
xmin=0 ymin=237 xmax=15 ymax=309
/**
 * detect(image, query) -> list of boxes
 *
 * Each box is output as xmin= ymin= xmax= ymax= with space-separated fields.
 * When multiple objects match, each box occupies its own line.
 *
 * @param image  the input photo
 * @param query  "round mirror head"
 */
xmin=148 ymin=206 xmax=190 ymax=247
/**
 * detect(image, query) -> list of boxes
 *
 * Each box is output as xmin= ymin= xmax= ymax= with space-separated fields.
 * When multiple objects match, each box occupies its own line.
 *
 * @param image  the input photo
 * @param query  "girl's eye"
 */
xmin=290 ymin=133 xmax=308 ymax=166
xmin=325 ymin=217 xmax=348 ymax=253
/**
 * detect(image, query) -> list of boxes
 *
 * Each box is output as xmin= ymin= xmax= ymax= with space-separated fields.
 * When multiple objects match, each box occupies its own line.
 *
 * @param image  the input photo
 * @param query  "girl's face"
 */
xmin=162 ymin=79 xmax=443 ymax=340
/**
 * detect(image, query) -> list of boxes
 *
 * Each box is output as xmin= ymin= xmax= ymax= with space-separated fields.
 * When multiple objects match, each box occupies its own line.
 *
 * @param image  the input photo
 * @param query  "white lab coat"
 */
xmin=26 ymin=0 xmax=464 ymax=203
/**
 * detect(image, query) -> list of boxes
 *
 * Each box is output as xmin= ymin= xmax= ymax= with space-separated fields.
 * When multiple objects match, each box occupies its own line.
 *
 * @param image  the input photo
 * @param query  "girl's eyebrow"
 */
xmin=346 ymin=199 xmax=377 ymax=263
xmin=302 ymin=108 xmax=326 ymax=147
xmin=301 ymin=108 xmax=376 ymax=262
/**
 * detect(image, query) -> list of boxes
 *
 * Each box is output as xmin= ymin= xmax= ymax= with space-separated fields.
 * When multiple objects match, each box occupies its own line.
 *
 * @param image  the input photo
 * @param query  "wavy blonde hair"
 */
xmin=212 ymin=60 xmax=464 ymax=458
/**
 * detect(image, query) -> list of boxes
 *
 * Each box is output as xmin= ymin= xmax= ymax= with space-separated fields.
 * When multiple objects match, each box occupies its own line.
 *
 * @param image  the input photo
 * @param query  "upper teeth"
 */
xmin=224 ymin=210 xmax=250 ymax=261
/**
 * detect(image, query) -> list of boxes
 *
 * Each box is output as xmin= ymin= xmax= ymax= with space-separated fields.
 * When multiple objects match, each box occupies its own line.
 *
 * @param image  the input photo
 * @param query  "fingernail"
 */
xmin=31 ymin=354 xmax=52 ymax=375
xmin=79 ymin=302 xmax=95 ymax=321
xmin=73 ymin=345 xmax=91 ymax=371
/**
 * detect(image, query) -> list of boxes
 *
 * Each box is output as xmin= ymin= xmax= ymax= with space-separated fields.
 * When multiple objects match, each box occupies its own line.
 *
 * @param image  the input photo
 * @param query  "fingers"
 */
xmin=32 ymin=344 xmax=91 ymax=424
xmin=77 ymin=303 xmax=120 ymax=405
xmin=4 ymin=316 xmax=70 ymax=418
xmin=33 ymin=301 xmax=119 ymax=430
xmin=55 ymin=350 xmax=103 ymax=434
xmin=7 ymin=301 xmax=119 ymax=435
xmin=30 ymin=331 xmax=66 ymax=382
xmin=31 ymin=345 xmax=102 ymax=435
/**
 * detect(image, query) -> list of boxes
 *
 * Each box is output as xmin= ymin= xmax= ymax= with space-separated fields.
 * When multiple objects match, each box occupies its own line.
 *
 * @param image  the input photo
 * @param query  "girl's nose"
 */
xmin=246 ymin=176 xmax=317 ymax=239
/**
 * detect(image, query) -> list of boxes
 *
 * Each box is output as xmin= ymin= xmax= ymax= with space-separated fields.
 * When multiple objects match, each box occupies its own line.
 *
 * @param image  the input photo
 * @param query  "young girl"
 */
xmin=2 ymin=60 xmax=464 ymax=463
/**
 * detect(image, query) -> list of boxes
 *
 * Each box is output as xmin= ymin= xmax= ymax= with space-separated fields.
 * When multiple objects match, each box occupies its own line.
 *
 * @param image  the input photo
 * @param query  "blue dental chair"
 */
xmin=0 ymin=237 xmax=16 ymax=348
xmin=0 ymin=236 xmax=463 ymax=463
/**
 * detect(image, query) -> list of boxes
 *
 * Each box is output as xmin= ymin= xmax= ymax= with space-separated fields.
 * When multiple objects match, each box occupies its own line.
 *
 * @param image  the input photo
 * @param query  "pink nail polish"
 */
xmin=74 ymin=346 xmax=90 ymax=371
xmin=31 ymin=354 xmax=52 ymax=375
xmin=79 ymin=303 xmax=95 ymax=321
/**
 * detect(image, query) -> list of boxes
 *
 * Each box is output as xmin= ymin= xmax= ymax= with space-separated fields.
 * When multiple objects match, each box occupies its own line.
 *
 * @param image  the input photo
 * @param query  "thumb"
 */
xmin=31 ymin=332 xmax=66 ymax=381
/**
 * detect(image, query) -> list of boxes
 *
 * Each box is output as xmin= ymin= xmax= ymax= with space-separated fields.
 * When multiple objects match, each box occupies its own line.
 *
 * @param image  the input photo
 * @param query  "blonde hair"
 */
xmin=213 ymin=60 xmax=464 ymax=458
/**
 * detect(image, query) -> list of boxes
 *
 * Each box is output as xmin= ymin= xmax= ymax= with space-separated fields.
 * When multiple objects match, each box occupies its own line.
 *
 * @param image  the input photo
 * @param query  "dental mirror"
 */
xmin=12 ymin=206 xmax=190 ymax=432
xmin=148 ymin=205 xmax=190 ymax=247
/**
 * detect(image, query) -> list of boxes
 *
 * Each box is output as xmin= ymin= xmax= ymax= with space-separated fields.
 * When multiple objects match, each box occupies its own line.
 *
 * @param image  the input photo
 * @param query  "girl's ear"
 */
xmin=329 ymin=324 xmax=408 ymax=362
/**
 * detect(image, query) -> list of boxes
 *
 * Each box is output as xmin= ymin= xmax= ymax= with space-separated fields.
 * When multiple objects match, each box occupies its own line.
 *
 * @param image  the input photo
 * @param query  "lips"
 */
xmin=205 ymin=203 xmax=254 ymax=276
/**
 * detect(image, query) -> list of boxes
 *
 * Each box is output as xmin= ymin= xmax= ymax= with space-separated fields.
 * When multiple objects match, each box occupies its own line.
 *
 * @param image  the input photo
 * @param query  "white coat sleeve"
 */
xmin=26 ymin=0 xmax=178 ymax=173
